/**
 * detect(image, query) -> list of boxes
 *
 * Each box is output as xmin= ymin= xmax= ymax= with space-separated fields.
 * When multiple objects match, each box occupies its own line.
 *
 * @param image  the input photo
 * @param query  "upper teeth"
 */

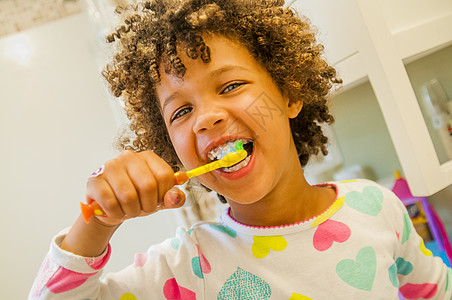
xmin=207 ymin=139 xmax=251 ymax=162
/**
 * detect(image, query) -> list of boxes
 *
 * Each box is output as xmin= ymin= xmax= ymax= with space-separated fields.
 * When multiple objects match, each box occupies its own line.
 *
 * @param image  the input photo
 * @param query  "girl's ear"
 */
xmin=287 ymin=100 xmax=303 ymax=119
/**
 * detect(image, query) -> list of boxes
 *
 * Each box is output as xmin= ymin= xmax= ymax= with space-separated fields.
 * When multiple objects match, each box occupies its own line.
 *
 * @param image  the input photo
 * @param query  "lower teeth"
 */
xmin=221 ymin=155 xmax=251 ymax=173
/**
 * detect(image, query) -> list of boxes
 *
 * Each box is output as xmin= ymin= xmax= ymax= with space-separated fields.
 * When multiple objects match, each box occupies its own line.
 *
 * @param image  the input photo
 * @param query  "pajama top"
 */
xmin=29 ymin=179 xmax=452 ymax=299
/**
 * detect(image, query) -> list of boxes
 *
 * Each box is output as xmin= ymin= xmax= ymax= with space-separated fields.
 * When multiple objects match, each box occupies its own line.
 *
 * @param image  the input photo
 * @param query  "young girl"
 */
xmin=29 ymin=0 xmax=451 ymax=299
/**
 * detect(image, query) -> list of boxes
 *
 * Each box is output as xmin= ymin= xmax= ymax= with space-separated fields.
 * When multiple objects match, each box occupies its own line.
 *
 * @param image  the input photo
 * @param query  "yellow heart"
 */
xmin=420 ymin=239 xmax=433 ymax=256
xmin=289 ymin=292 xmax=313 ymax=300
xmin=119 ymin=293 xmax=137 ymax=300
xmin=252 ymin=235 xmax=287 ymax=258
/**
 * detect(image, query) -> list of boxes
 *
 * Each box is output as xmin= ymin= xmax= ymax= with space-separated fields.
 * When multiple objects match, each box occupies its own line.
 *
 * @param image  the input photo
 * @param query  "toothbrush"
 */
xmin=80 ymin=141 xmax=247 ymax=223
xmin=173 ymin=141 xmax=246 ymax=185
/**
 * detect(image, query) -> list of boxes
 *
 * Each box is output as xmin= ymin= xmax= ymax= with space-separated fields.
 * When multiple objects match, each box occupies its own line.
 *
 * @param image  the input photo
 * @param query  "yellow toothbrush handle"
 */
xmin=187 ymin=160 xmax=224 ymax=177
xmin=187 ymin=149 xmax=247 ymax=177
xmin=173 ymin=149 xmax=247 ymax=185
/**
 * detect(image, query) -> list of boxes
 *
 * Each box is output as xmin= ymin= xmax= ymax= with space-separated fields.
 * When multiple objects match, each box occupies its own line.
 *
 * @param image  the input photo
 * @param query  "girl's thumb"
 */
xmin=162 ymin=187 xmax=186 ymax=208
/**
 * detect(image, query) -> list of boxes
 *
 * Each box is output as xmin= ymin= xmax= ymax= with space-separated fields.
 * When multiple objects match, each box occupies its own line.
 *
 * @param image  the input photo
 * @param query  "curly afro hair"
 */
xmin=102 ymin=0 xmax=342 ymax=171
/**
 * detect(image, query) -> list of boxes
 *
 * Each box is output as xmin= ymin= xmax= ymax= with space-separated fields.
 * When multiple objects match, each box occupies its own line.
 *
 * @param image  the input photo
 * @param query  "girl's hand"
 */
xmin=86 ymin=150 xmax=185 ymax=226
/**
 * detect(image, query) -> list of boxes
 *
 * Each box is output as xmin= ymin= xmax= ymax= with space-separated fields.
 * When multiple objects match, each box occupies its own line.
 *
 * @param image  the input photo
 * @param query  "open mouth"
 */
xmin=207 ymin=139 xmax=254 ymax=173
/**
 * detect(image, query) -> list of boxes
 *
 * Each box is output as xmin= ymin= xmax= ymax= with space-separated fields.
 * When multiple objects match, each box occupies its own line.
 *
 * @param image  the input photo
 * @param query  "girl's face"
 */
xmin=156 ymin=35 xmax=302 ymax=204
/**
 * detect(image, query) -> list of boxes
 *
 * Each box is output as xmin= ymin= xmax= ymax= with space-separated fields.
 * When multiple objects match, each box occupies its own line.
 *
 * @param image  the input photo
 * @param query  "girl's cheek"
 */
xmin=171 ymin=132 xmax=194 ymax=167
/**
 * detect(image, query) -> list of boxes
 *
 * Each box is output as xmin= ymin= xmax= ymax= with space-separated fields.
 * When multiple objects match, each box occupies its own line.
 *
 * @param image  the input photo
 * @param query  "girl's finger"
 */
xmin=159 ymin=187 xmax=186 ymax=210
xmin=86 ymin=176 xmax=125 ymax=220
xmin=103 ymin=157 xmax=141 ymax=218
xmin=125 ymin=155 xmax=159 ymax=214
xmin=139 ymin=151 xmax=175 ymax=203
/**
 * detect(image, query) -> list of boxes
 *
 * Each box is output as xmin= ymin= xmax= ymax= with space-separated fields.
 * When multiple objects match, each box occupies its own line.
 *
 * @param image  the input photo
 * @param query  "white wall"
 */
xmin=0 ymin=13 xmax=179 ymax=299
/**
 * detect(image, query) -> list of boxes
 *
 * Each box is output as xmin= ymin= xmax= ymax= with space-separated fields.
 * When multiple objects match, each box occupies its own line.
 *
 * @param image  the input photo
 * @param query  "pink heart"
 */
xmin=163 ymin=278 xmax=197 ymax=300
xmin=46 ymin=267 xmax=97 ymax=294
xmin=134 ymin=252 xmax=148 ymax=268
xmin=197 ymin=244 xmax=211 ymax=274
xmin=399 ymin=283 xmax=438 ymax=299
xmin=313 ymin=219 xmax=351 ymax=251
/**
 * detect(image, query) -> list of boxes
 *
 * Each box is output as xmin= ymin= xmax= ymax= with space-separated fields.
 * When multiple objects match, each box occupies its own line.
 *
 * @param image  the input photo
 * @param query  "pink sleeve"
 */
xmin=28 ymin=229 xmax=111 ymax=299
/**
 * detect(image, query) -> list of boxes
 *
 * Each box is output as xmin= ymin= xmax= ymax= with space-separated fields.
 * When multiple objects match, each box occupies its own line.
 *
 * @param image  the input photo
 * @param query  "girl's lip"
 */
xmin=215 ymin=145 xmax=256 ymax=180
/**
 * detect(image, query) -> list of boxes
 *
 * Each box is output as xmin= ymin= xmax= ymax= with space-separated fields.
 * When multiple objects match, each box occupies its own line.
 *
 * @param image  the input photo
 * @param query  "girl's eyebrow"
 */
xmin=162 ymin=65 xmax=251 ymax=111
xmin=162 ymin=91 xmax=181 ymax=112
xmin=206 ymin=65 xmax=251 ymax=81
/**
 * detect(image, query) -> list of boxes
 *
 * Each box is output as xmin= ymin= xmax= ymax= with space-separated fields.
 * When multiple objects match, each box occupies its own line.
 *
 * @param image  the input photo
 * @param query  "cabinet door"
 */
xmin=378 ymin=0 xmax=452 ymax=33
xmin=289 ymin=0 xmax=361 ymax=65
xmin=378 ymin=0 xmax=452 ymax=62
xmin=289 ymin=0 xmax=368 ymax=91
xmin=355 ymin=0 xmax=452 ymax=196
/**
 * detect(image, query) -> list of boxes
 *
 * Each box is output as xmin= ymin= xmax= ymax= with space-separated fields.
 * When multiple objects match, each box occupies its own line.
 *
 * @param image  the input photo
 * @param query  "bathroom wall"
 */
xmin=331 ymin=81 xmax=403 ymax=183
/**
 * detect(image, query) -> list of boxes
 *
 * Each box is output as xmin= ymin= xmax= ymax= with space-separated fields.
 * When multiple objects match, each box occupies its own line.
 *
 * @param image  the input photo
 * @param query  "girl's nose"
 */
xmin=192 ymin=107 xmax=227 ymax=134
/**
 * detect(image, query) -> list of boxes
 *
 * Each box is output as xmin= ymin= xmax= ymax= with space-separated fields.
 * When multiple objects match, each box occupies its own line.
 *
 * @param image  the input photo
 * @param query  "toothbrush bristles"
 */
xmin=235 ymin=141 xmax=244 ymax=151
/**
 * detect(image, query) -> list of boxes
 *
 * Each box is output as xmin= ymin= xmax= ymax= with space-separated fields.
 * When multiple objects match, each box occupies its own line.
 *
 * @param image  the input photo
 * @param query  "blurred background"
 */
xmin=1 ymin=0 xmax=452 ymax=298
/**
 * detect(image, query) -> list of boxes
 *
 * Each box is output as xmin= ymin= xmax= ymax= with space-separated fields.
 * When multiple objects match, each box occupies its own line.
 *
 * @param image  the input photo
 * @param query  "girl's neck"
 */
xmin=228 ymin=158 xmax=336 ymax=227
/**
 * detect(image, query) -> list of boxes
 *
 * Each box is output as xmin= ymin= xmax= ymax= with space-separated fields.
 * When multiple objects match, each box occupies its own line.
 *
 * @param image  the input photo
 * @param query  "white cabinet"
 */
xmin=289 ymin=0 xmax=368 ymax=90
xmin=289 ymin=0 xmax=361 ymax=65
xmin=379 ymin=0 xmax=452 ymax=62
xmin=355 ymin=0 xmax=452 ymax=196
xmin=378 ymin=0 xmax=452 ymax=33
xmin=291 ymin=0 xmax=452 ymax=196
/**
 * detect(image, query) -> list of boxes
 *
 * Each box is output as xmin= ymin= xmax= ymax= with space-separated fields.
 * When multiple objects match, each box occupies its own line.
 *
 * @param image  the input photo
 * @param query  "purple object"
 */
xmin=391 ymin=171 xmax=450 ymax=261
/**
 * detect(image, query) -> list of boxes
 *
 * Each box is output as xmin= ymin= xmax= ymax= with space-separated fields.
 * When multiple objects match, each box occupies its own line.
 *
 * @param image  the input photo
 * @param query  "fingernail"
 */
xmin=172 ymin=194 xmax=180 ymax=205
xmin=172 ymin=190 xmax=185 ymax=205
xmin=166 ymin=188 xmax=185 ymax=206
xmin=165 ymin=190 xmax=180 ymax=205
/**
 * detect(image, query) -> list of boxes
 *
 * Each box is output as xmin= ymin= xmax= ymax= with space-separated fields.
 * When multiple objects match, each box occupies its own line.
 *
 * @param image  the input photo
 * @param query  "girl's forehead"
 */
xmin=175 ymin=35 xmax=263 ymax=77
xmin=155 ymin=34 xmax=271 ymax=109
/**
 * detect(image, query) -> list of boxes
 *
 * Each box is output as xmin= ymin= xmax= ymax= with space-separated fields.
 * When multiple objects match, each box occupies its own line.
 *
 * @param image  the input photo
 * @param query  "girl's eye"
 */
xmin=171 ymin=107 xmax=192 ymax=122
xmin=221 ymin=82 xmax=245 ymax=94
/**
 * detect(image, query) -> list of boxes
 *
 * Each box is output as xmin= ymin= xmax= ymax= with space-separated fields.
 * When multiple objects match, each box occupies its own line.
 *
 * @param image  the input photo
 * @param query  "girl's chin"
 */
xmin=203 ymin=148 xmax=270 ymax=201
xmin=215 ymin=180 xmax=271 ymax=206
